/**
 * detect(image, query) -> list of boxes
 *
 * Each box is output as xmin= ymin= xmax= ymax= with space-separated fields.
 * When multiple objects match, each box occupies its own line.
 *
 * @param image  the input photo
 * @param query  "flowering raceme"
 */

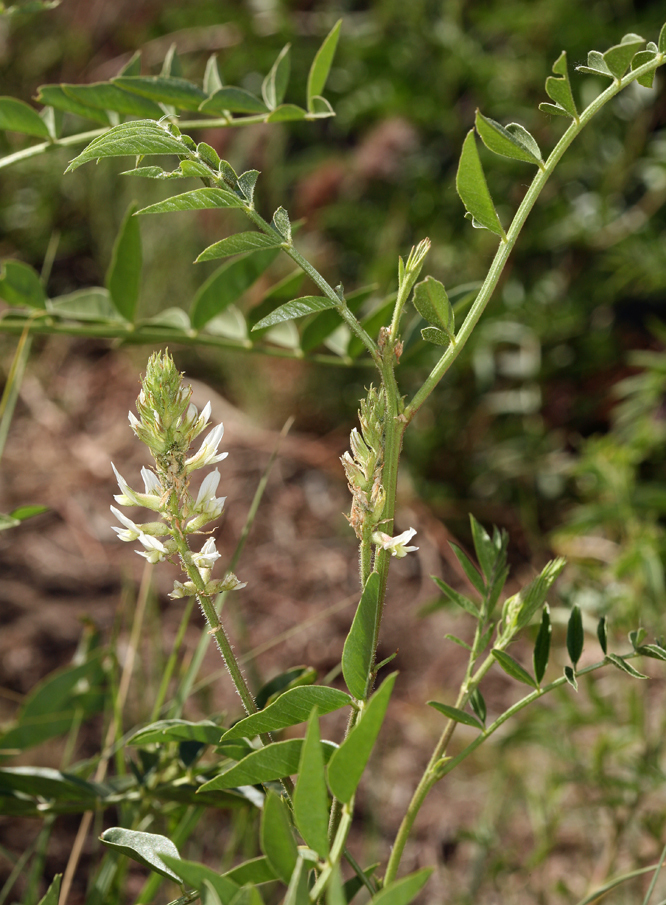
xmin=110 ymin=350 xmax=244 ymax=599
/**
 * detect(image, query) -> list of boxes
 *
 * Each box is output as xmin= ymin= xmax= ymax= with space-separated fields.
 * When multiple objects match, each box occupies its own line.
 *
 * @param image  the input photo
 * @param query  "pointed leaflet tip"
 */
xmin=456 ymin=130 xmax=506 ymax=239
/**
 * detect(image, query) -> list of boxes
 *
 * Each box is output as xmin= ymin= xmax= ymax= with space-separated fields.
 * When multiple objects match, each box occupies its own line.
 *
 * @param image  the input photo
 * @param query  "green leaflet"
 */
xmin=300 ymin=283 xmax=375 ymax=352
xmin=255 ymin=666 xmax=317 ymax=711
xmin=199 ymin=87 xmax=268 ymax=115
xmin=577 ymin=34 xmax=644 ymax=80
xmin=160 ymin=855 xmax=241 ymax=904
xmin=252 ymin=295 xmax=337 ymax=331
xmin=0 ymin=96 xmax=50 ymax=137
xmin=266 ymin=104 xmax=307 ymax=122
xmin=412 ymin=276 xmax=455 ymax=338
xmin=456 ymin=130 xmax=505 ymax=239
xmin=136 ymin=187 xmax=246 ymax=216
xmin=566 ymin=605 xmax=584 ymax=668
xmin=36 ymin=85 xmax=110 ymax=124
xmin=199 ymin=738 xmax=336 ymax=790
xmin=263 ymin=44 xmax=291 ymax=109
xmin=475 ymin=110 xmax=543 ymax=166
xmin=221 ymin=685 xmax=351 ymax=740
xmin=48 ymin=288 xmax=124 ymax=322
xmin=293 ymin=709 xmax=330 ymax=858
xmin=540 ymin=51 xmax=578 ymax=119
xmin=431 ymin=576 xmax=479 ymax=618
xmin=427 ymin=701 xmax=484 ymax=731
xmin=0 ymin=766 xmax=106 ymax=802
xmin=369 ymin=869 xmax=432 ymax=905
xmin=327 ymin=672 xmax=397 ymax=804
xmin=632 ymin=48 xmax=658 ymax=88
xmin=221 ymin=856 xmax=277 ymax=886
xmin=0 ymin=260 xmax=46 ymax=308
xmin=605 ymin=653 xmax=648 ymax=680
xmin=491 ymin=650 xmax=537 ymax=688
xmin=191 ymin=248 xmax=281 ymax=330
xmin=342 ymin=571 xmax=380 ymax=701
xmin=99 ymin=828 xmax=182 ymax=882
xmin=65 ymin=120 xmax=187 ymax=172
xmin=113 ymin=75 xmax=207 ymax=110
xmin=261 ymin=790 xmax=298 ymax=884
xmin=284 ymin=856 xmax=309 ymax=905
xmin=204 ymin=54 xmax=223 ymax=95
xmin=533 ymin=605 xmax=551 ymax=686
xmin=196 ymin=232 xmax=284 ymax=263
xmin=307 ymin=20 xmax=342 ymax=111
xmin=37 ymin=874 xmax=61 ymax=905
xmin=61 ymin=82 xmax=163 ymax=117
xmin=127 ymin=719 xmax=223 ymax=746
xmin=106 ymin=201 xmax=141 ymax=322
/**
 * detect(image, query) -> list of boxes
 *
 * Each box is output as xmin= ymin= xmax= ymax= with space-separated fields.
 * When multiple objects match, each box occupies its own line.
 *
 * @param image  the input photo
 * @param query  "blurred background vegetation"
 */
xmin=2 ymin=0 xmax=666 ymax=902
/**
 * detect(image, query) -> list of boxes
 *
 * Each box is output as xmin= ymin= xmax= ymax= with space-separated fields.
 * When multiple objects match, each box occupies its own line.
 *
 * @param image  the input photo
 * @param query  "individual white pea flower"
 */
xmin=110 ymin=506 xmax=142 ymax=542
xmin=128 ymin=411 xmax=140 ymax=434
xmin=170 ymin=579 xmax=197 ymax=599
xmin=192 ymin=537 xmax=221 ymax=571
xmin=136 ymin=532 xmax=169 ymax=564
xmin=193 ymin=469 xmax=226 ymax=519
xmin=111 ymin=463 xmax=163 ymax=512
xmin=372 ymin=527 xmax=419 ymax=558
xmin=141 ymin=466 xmax=163 ymax=497
xmin=185 ymin=422 xmax=228 ymax=473
xmin=192 ymin=400 xmax=212 ymax=437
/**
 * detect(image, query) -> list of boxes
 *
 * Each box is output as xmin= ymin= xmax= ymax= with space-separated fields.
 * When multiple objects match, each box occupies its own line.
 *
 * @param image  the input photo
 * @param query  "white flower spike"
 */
xmin=373 ymin=527 xmax=419 ymax=559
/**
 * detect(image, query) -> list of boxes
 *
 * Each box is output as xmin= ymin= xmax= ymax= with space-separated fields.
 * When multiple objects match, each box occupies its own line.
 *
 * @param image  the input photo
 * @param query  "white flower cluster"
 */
xmin=109 ymin=351 xmax=244 ymax=600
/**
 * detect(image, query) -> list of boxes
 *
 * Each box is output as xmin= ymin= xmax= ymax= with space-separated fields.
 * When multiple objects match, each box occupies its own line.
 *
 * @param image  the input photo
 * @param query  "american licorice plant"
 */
xmin=1 ymin=17 xmax=666 ymax=905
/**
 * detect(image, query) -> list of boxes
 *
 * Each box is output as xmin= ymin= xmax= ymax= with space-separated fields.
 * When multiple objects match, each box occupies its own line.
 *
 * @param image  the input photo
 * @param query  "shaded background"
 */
xmin=2 ymin=0 xmax=666 ymax=902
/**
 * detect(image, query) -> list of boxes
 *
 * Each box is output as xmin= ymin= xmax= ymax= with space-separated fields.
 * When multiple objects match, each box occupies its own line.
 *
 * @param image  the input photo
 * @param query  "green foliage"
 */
xmin=342 ymin=571 xmax=381 ymax=700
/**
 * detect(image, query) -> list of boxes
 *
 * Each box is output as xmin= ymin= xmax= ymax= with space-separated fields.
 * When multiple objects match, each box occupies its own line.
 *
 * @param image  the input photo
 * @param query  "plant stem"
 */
xmin=404 ymin=51 xmax=666 ymax=423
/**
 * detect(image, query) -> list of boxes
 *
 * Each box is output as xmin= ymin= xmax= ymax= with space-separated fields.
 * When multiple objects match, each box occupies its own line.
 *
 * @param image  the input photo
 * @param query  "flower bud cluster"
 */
xmin=341 ymin=385 xmax=387 ymax=539
xmin=111 ymin=350 xmax=244 ymax=598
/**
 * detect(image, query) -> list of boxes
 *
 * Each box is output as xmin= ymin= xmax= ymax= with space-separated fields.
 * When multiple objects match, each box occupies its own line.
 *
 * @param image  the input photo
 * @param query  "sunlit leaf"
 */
xmin=106 ymin=201 xmax=141 ymax=322
xmin=99 ymin=828 xmax=182 ymax=882
xmin=266 ymin=104 xmax=307 ymax=122
xmin=160 ymin=855 xmax=240 ymax=903
xmin=191 ymin=248 xmax=280 ymax=330
xmin=261 ymin=790 xmax=298 ymax=884
xmin=540 ymin=51 xmax=579 ymax=119
xmin=491 ymin=650 xmax=537 ymax=687
xmin=255 ymin=666 xmax=317 ymax=710
xmin=456 ymin=131 xmax=505 ymax=239
xmin=0 ymin=260 xmax=46 ymax=308
xmin=263 ymin=44 xmax=291 ymax=109
xmin=369 ymin=869 xmax=432 ymax=905
xmin=36 ymin=85 xmax=110 ymax=124
xmin=199 ymin=87 xmax=268 ymax=115
xmin=431 ymin=576 xmax=479 ymax=618
xmin=65 ymin=120 xmax=187 ymax=172
xmin=293 ymin=709 xmax=330 ymax=858
xmin=113 ymin=75 xmax=206 ymax=110
xmin=199 ymin=739 xmax=336 ymax=791
xmin=307 ymin=20 xmax=342 ymax=111
xmin=427 ymin=701 xmax=484 ymax=730
xmin=533 ymin=605 xmax=551 ymax=685
xmin=475 ymin=111 xmax=542 ymax=166
xmin=0 ymin=97 xmax=50 ymax=137
xmin=127 ymin=719 xmax=223 ymax=746
xmin=136 ymin=187 xmax=246 ymax=216
xmin=327 ymin=673 xmax=396 ymax=804
xmin=252 ymin=296 xmax=336 ymax=331
xmin=61 ymin=82 xmax=162 ymax=117
xmin=605 ymin=653 xmax=648 ymax=679
xmin=566 ymin=605 xmax=584 ymax=667
xmin=221 ymin=686 xmax=350 ymax=740
xmin=196 ymin=232 xmax=283 ymax=263
xmin=342 ymin=572 xmax=380 ymax=701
